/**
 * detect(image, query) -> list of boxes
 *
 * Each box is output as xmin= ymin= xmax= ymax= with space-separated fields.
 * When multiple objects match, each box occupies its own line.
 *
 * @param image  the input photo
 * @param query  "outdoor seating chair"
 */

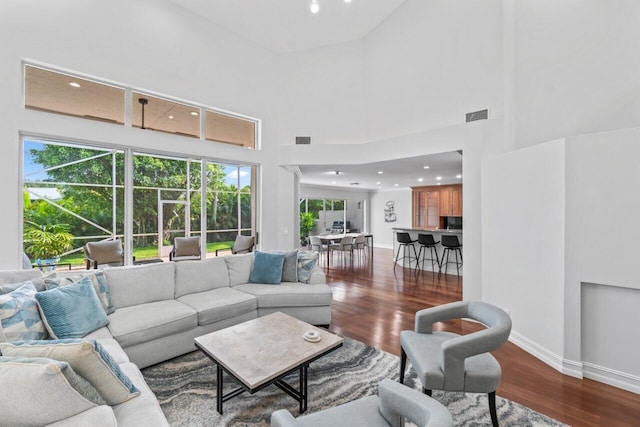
xmin=84 ymin=239 xmax=125 ymax=269
xmin=215 ymin=234 xmax=255 ymax=256
xmin=271 ymin=379 xmax=453 ymax=427
xmin=169 ymin=236 xmax=201 ymax=261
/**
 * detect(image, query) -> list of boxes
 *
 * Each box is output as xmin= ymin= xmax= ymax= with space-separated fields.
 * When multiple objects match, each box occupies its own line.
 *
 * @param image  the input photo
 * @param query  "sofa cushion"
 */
xmin=105 ymin=263 xmax=175 ymax=309
xmin=0 ymin=273 xmax=52 ymax=294
xmin=0 ymin=356 xmax=104 ymax=426
xmin=0 ymin=268 xmax=42 ymax=285
xmin=0 ymin=339 xmax=140 ymax=405
xmin=232 ymin=283 xmax=333 ymax=308
xmin=114 ymin=362 xmax=170 ymax=426
xmin=177 ymin=287 xmax=257 ymax=326
xmin=0 ymin=283 xmax=48 ymax=342
xmin=93 ymin=337 xmax=130 ymax=365
xmin=174 ymin=257 xmax=230 ymax=298
xmin=107 ymin=300 xmax=197 ymax=348
xmin=249 ymin=251 xmax=285 ymax=284
xmin=46 ymin=405 xmax=118 ymax=427
xmin=225 ymin=253 xmax=253 ymax=286
xmin=36 ymin=277 xmax=109 ymax=339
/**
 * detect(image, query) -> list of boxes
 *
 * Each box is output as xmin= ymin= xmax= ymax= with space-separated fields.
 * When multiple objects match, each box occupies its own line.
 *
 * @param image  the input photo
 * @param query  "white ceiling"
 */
xmin=170 ymin=0 xmax=407 ymax=53
xmin=299 ymin=151 xmax=463 ymax=191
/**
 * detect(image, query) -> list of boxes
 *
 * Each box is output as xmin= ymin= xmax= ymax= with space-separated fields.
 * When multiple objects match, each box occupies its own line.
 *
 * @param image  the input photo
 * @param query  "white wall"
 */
xmin=564 ymin=127 xmax=640 ymax=391
xmin=370 ymin=189 xmax=412 ymax=249
xmin=482 ymin=140 xmax=566 ymax=359
xmin=0 ymin=0 xmax=287 ymax=267
xmin=364 ymin=0 xmax=504 ymax=141
xmin=508 ymin=0 xmax=640 ymax=148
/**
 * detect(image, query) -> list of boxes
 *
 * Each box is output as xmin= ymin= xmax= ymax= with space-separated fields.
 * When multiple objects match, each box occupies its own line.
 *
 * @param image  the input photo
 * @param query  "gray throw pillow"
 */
xmin=272 ymin=250 xmax=299 ymax=282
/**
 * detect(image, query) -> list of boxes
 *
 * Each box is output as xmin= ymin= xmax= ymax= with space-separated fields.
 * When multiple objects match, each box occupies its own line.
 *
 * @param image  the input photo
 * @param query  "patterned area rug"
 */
xmin=142 ymin=337 xmax=567 ymax=427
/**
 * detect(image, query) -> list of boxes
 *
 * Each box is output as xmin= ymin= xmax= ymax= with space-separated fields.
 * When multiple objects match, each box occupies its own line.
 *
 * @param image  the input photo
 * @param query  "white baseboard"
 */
xmin=583 ymin=362 xmax=640 ymax=395
xmin=508 ymin=330 xmax=583 ymax=378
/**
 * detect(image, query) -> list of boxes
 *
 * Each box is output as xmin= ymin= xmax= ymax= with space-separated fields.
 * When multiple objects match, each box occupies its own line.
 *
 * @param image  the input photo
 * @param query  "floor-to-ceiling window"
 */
xmin=23 ymin=138 xmax=257 ymax=267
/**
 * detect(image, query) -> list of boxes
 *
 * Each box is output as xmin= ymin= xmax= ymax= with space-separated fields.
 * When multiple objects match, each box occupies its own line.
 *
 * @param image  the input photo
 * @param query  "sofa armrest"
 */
xmin=46 ymin=406 xmax=118 ymax=427
xmin=306 ymin=265 xmax=326 ymax=285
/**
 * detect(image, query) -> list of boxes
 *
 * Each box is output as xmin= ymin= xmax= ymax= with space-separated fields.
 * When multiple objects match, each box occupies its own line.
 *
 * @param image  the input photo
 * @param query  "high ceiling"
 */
xmin=170 ymin=0 xmax=407 ymax=53
xmin=299 ymin=151 xmax=463 ymax=191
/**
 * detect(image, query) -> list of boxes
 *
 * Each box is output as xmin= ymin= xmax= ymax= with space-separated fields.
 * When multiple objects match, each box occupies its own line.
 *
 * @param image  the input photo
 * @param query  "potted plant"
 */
xmin=299 ymin=212 xmax=315 ymax=247
xmin=23 ymin=221 xmax=74 ymax=266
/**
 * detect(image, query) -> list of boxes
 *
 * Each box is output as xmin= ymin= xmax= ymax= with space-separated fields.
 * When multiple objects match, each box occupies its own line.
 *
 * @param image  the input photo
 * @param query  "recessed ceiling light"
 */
xmin=456 ymin=174 xmax=462 ymax=179
xmin=190 ymin=111 xmax=199 ymax=116
xmin=377 ymin=171 xmax=383 ymax=174
xmin=436 ymin=176 xmax=442 ymax=181
xmin=418 ymin=178 xmax=424 ymax=182
xmin=69 ymin=82 xmax=80 ymax=88
xmin=332 ymin=181 xmax=336 ymax=184
xmin=168 ymin=115 xmax=174 ymax=120
xmin=394 ymin=184 xmax=399 ymax=187
xmin=423 ymin=166 xmax=430 ymax=169
xmin=344 ymin=0 xmax=352 ymax=3
xmin=437 ymin=183 xmax=442 ymax=186
xmin=310 ymin=0 xmax=319 ymax=13
xmin=376 ymin=181 xmax=381 ymax=185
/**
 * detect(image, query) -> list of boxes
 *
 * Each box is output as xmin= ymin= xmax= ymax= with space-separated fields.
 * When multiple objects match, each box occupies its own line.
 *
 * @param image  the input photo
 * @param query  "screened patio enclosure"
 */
xmin=23 ymin=138 xmax=256 ymax=266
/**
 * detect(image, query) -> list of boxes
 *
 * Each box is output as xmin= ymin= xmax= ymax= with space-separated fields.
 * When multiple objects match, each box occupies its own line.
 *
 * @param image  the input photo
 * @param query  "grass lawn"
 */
xmin=59 ymin=241 xmax=233 ymax=266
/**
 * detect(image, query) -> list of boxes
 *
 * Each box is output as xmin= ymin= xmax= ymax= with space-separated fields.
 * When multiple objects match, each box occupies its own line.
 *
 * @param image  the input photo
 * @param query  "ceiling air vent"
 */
xmin=465 ymin=109 xmax=488 ymax=122
xmin=296 ymin=136 xmax=311 ymax=145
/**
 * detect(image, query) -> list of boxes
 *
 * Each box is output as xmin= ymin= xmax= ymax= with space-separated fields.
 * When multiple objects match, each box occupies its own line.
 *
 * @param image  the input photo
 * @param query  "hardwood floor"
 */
xmin=323 ymin=248 xmax=640 ymax=427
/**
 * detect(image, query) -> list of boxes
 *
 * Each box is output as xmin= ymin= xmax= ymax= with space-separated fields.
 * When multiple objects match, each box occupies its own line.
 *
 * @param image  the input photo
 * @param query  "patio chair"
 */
xmin=215 ymin=234 xmax=255 ymax=256
xmin=84 ymin=239 xmax=125 ymax=269
xmin=169 ymin=236 xmax=202 ymax=261
xmin=271 ymin=379 xmax=453 ymax=427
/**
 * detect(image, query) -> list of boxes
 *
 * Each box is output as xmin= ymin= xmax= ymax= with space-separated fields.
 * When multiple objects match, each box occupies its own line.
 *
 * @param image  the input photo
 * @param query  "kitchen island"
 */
xmin=392 ymin=227 xmax=463 ymax=275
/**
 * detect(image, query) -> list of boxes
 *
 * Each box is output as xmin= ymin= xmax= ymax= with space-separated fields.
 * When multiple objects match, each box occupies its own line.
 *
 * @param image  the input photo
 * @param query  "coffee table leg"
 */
xmin=299 ymin=364 xmax=308 ymax=413
xmin=217 ymin=364 xmax=223 ymax=414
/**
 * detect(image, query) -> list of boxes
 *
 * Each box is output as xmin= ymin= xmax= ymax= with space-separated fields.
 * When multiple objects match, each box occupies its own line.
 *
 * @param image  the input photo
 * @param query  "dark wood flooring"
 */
xmin=323 ymin=248 xmax=640 ymax=427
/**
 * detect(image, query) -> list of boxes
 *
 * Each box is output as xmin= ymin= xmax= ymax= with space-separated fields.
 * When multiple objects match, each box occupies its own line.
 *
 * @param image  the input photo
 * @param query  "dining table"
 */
xmin=311 ymin=233 xmax=373 ymax=269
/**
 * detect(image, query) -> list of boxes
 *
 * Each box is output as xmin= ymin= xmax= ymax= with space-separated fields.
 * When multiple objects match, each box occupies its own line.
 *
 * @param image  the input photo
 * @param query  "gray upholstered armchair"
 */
xmin=399 ymin=301 xmax=512 ymax=427
xmin=271 ymin=379 xmax=453 ymax=427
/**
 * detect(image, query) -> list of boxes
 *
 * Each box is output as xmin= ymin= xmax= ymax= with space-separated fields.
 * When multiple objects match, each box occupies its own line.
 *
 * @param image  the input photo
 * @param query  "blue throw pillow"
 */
xmin=35 ymin=277 xmax=109 ymax=339
xmin=249 ymin=251 xmax=286 ymax=285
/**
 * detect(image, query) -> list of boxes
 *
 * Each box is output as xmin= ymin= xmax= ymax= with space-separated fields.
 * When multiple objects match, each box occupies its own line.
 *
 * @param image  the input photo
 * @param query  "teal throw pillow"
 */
xmin=35 ymin=277 xmax=109 ymax=339
xmin=1 ymin=339 xmax=139 ymax=405
xmin=45 ymin=271 xmax=114 ymax=315
xmin=297 ymin=251 xmax=318 ymax=284
xmin=249 ymin=251 xmax=286 ymax=285
xmin=0 ymin=283 xmax=48 ymax=342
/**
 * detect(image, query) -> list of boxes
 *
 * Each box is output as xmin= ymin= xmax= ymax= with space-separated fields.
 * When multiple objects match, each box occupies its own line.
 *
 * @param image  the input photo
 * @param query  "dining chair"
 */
xmin=330 ymin=235 xmax=354 ymax=268
xmin=309 ymin=235 xmax=329 ymax=265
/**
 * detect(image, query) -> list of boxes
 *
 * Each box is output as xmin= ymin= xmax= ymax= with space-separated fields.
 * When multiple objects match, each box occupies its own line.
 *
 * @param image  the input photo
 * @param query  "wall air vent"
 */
xmin=295 ymin=136 xmax=311 ymax=145
xmin=465 ymin=109 xmax=489 ymax=122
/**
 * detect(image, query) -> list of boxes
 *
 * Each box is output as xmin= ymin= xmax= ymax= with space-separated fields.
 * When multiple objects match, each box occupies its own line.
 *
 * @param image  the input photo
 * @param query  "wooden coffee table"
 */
xmin=194 ymin=312 xmax=343 ymax=415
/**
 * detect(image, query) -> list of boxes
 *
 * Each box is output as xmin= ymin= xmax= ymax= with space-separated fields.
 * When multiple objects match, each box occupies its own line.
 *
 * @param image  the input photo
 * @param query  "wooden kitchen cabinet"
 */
xmin=439 ymin=185 xmax=463 ymax=217
xmin=412 ymin=188 xmax=440 ymax=228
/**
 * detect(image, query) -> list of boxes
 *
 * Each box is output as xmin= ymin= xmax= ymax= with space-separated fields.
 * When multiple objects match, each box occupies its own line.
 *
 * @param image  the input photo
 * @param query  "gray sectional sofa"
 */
xmin=0 ymin=252 xmax=331 ymax=426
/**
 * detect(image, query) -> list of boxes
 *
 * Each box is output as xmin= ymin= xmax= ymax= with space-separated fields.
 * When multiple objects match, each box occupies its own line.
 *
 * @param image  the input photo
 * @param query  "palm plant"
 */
xmin=23 ymin=221 xmax=74 ymax=260
xmin=299 ymin=212 xmax=316 ymax=246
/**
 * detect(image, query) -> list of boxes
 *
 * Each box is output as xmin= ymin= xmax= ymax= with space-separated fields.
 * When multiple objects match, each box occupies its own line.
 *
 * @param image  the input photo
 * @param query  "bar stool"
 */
xmin=416 ymin=234 xmax=440 ymax=273
xmin=395 ymin=232 xmax=419 ymax=270
xmin=441 ymin=234 xmax=462 ymax=276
